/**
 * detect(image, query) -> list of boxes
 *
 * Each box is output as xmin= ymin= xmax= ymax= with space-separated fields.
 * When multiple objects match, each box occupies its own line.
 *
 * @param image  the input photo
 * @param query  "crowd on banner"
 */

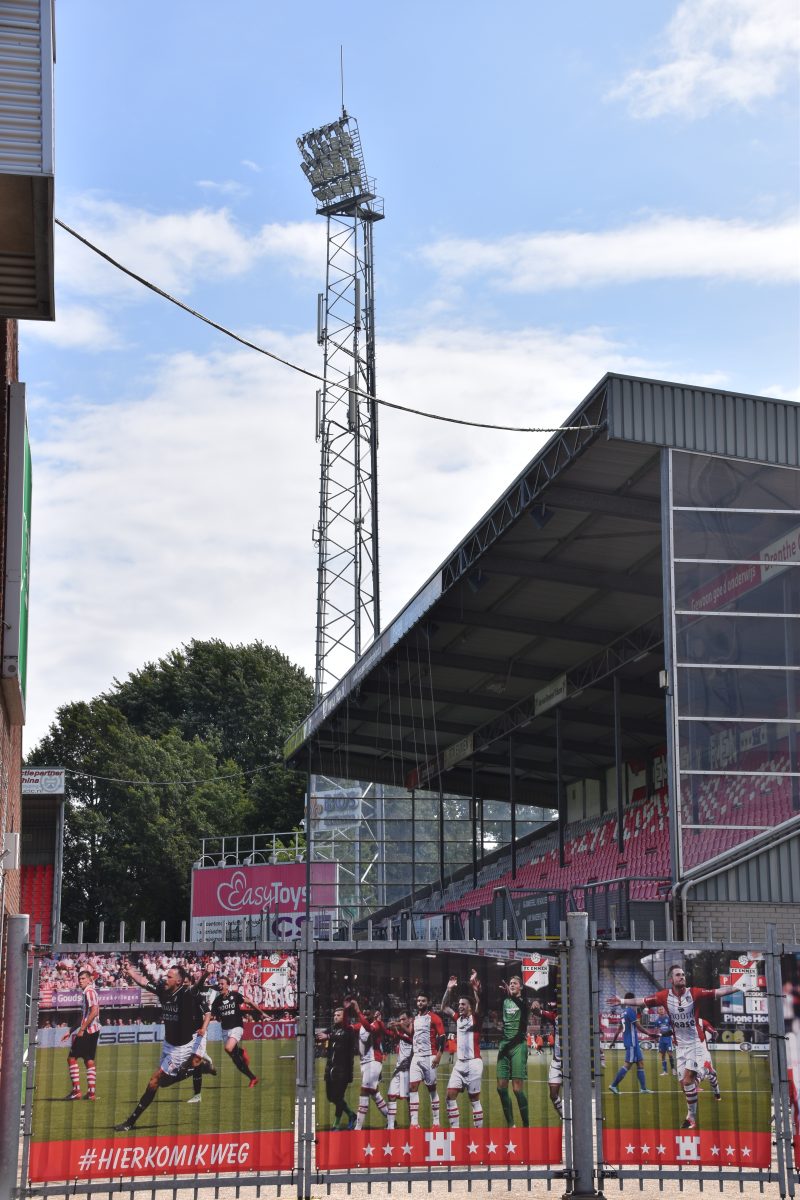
xmin=37 ymin=950 xmax=298 ymax=1021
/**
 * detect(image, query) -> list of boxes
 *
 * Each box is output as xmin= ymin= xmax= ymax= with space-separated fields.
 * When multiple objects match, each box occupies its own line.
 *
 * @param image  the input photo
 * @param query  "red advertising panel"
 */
xmin=191 ymin=862 xmax=336 ymax=939
xmin=30 ymin=951 xmax=295 ymax=1182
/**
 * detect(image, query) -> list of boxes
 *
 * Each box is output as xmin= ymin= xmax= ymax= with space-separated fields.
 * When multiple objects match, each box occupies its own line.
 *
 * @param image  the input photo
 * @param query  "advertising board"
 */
xmin=190 ymin=861 xmax=337 ymax=940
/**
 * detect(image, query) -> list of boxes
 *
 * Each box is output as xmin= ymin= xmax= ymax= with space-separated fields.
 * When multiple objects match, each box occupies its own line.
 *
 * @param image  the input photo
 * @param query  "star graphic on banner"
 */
xmin=625 ymin=1144 xmax=635 ymax=1155
xmin=506 ymin=1141 xmax=517 ymax=1154
xmin=710 ymin=1145 xmax=720 ymax=1157
xmin=382 ymin=1143 xmax=393 ymax=1157
xmin=656 ymin=1145 xmax=666 ymax=1156
xmin=725 ymin=1146 xmax=735 ymax=1157
xmin=401 ymin=1143 xmax=413 ymax=1156
xmin=486 ymin=1141 xmax=498 ymax=1154
xmin=467 ymin=1142 xmax=479 ymax=1155
xmin=641 ymin=1144 xmax=650 ymax=1155
xmin=363 ymin=1144 xmax=375 ymax=1158
xmin=742 ymin=1146 xmax=751 ymax=1157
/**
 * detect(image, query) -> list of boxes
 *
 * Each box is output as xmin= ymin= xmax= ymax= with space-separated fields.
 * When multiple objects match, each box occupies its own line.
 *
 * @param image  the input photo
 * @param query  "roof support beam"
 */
xmin=544 ymin=484 xmax=661 ymax=523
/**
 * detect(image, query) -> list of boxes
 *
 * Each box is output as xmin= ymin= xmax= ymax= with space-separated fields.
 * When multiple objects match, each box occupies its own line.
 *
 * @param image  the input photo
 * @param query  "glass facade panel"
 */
xmin=310 ymin=779 xmax=552 ymax=921
xmin=678 ymin=716 xmax=800 ymax=775
xmin=676 ymin=613 xmax=800 ymax=667
xmin=679 ymin=772 xmax=796 ymax=829
xmin=680 ymin=823 xmax=761 ymax=871
xmin=677 ymin=665 xmax=800 ymax=720
xmin=672 ymin=509 xmax=800 ymax=560
xmin=669 ymin=450 xmax=800 ymax=876
xmin=673 ymin=559 xmax=800 ymax=613
xmin=671 ymin=452 xmax=800 ymax=509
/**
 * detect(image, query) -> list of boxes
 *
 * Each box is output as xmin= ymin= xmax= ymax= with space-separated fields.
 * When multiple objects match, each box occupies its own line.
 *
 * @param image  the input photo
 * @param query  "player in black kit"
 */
xmin=320 ymin=1006 xmax=357 ymax=1130
xmin=114 ymin=960 xmax=216 ymax=1131
xmin=210 ymin=975 xmax=270 ymax=1087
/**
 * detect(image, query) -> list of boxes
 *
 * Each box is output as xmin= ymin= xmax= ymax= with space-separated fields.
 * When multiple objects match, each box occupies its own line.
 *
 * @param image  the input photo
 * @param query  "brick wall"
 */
xmin=686 ymin=900 xmax=800 ymax=943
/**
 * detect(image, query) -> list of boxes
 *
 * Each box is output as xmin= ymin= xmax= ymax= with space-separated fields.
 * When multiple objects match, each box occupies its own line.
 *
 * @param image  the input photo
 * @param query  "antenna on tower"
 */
xmin=296 ymin=113 xmax=384 ymax=700
xmin=340 ymin=45 xmax=345 ymax=117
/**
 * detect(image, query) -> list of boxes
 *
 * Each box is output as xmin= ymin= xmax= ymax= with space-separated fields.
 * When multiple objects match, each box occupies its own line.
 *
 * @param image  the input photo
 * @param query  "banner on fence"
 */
xmin=314 ymin=947 xmax=562 ymax=1169
xmin=782 ymin=953 xmax=800 ymax=1160
xmin=30 ymin=950 xmax=296 ymax=1181
xmin=600 ymin=948 xmax=772 ymax=1167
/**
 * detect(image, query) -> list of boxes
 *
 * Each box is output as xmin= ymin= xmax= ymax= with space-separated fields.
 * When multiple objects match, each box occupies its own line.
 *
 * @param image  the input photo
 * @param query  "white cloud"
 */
xmin=195 ymin=179 xmax=249 ymax=198
xmin=422 ymin=214 xmax=799 ymax=292
xmin=24 ymin=321 xmax=683 ymax=750
xmin=241 ymin=160 xmax=262 ymax=173
xmin=55 ymin=197 xmax=325 ymax=301
xmin=610 ymin=0 xmax=800 ymax=118
xmin=21 ymin=304 xmax=124 ymax=351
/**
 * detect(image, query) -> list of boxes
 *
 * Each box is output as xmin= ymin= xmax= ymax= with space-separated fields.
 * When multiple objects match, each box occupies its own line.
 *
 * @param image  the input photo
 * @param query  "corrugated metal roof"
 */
xmin=0 ymin=0 xmax=53 ymax=175
xmin=607 ymin=374 xmax=800 ymax=466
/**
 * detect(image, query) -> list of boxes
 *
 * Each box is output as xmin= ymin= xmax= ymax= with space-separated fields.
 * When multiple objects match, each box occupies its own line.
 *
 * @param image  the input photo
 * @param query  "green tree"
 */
xmin=105 ymin=639 xmax=313 ymax=832
xmin=25 ymin=640 xmax=314 ymax=935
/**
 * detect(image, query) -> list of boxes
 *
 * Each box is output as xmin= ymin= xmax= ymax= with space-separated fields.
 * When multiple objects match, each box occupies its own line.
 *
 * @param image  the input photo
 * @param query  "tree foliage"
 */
xmin=25 ymin=640 xmax=314 ymax=935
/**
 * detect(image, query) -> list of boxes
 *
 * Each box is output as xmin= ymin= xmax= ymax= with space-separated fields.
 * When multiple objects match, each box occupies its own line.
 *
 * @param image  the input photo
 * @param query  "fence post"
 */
xmin=566 ymin=911 xmax=602 ymax=1198
xmin=765 ymin=923 xmax=796 ymax=1197
xmin=0 ymin=914 xmax=29 ymax=1200
xmin=296 ymin=917 xmax=315 ymax=1200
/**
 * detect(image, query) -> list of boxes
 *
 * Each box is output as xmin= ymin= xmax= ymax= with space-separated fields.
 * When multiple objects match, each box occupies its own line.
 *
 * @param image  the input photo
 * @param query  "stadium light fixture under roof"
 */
xmin=297 ymin=110 xmax=374 ymax=211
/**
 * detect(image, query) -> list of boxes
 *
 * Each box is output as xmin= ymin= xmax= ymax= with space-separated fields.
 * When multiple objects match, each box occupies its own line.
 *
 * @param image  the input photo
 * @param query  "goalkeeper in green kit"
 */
xmin=496 ymin=976 xmax=531 ymax=1127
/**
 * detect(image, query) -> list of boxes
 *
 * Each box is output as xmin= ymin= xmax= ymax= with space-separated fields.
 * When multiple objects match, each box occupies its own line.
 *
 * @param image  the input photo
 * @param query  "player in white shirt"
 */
xmin=441 ymin=970 xmax=483 ymax=1128
xmin=409 ymin=993 xmax=445 ymax=1127
xmin=612 ymin=963 xmax=743 ymax=1129
xmin=385 ymin=1012 xmax=413 ymax=1129
xmin=347 ymin=998 xmax=390 ymax=1129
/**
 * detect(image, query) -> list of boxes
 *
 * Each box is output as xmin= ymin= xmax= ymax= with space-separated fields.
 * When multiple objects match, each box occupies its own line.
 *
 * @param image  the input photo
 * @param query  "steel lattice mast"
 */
xmin=297 ymin=111 xmax=384 ymax=700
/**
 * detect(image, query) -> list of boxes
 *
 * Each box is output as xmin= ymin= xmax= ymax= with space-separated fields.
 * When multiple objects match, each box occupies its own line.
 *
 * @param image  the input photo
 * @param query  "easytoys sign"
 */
xmin=191 ymin=862 xmax=336 ymax=920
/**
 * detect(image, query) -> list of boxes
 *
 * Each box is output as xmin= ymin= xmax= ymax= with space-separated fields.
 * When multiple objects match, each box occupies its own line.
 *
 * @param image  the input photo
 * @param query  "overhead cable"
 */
xmin=63 ymin=763 xmax=272 ymax=787
xmin=55 ymin=218 xmax=600 ymax=435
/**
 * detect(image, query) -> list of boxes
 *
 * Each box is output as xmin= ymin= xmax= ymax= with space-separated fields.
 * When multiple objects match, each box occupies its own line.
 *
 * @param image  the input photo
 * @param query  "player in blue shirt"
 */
xmin=653 ymin=1005 xmax=676 ymax=1075
xmin=608 ymin=993 xmax=652 ymax=1095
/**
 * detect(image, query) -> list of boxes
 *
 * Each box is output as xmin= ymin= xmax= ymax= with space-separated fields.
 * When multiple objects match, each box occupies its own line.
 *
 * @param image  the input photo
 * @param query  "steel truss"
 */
xmin=441 ymin=382 xmax=608 ymax=591
xmin=314 ymin=194 xmax=383 ymax=699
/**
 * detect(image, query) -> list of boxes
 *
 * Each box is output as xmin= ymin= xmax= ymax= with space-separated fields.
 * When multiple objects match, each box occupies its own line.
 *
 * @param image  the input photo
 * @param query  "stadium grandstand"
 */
xmin=285 ymin=373 xmax=800 ymax=943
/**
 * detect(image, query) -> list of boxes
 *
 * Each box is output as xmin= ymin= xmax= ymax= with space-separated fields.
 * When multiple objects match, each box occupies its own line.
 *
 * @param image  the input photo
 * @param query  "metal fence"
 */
xmin=1 ymin=914 xmax=798 ymax=1200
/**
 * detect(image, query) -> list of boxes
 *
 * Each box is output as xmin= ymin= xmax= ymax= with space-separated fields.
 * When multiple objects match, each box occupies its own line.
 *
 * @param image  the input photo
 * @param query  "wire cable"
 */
xmin=63 ymin=763 xmax=274 ymax=787
xmin=55 ymin=217 xmax=601 ymax=435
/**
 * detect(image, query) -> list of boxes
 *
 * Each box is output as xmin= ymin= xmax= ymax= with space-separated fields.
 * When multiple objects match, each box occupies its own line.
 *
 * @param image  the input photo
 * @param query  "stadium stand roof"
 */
xmin=284 ymin=373 xmax=800 ymax=807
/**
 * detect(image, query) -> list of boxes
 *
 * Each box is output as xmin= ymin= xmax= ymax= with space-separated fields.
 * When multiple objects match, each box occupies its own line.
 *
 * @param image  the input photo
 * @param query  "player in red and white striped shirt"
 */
xmin=347 ymin=998 xmax=390 ymax=1129
xmin=61 ymin=969 xmax=100 ymax=1100
xmin=441 ymin=970 xmax=483 ymax=1128
xmin=409 ymin=993 xmax=445 ymax=1127
xmin=612 ymin=963 xmax=742 ymax=1129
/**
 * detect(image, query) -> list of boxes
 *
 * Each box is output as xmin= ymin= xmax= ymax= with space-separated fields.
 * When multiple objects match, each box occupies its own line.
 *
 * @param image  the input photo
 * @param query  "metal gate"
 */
xmin=1 ymin=913 xmax=797 ymax=1199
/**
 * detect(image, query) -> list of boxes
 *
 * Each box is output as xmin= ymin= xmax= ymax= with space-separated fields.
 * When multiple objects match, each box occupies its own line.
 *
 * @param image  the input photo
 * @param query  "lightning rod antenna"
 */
xmin=340 ymin=46 xmax=345 ymax=117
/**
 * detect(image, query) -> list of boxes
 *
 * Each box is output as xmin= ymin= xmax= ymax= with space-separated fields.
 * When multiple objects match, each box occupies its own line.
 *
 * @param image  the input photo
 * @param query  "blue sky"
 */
xmin=20 ymin=0 xmax=800 ymax=750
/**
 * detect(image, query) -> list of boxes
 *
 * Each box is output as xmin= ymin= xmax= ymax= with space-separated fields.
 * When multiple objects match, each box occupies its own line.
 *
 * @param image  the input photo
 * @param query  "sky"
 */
xmin=19 ymin=0 xmax=800 ymax=752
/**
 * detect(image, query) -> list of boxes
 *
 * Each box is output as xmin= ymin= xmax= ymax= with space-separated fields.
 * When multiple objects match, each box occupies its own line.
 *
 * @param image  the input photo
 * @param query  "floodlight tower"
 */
xmin=297 ymin=111 xmax=384 ymax=700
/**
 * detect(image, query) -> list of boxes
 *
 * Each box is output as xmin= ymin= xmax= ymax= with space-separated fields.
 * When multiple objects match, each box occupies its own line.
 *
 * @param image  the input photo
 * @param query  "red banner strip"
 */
xmin=603 ymin=1128 xmax=771 ymax=1167
xmin=28 ymin=1130 xmax=293 ymax=1181
xmin=317 ymin=1125 xmax=562 ymax=1169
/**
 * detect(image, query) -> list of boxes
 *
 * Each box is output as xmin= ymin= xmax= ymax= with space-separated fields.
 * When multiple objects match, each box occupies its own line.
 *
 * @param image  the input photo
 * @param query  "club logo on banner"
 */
xmin=521 ymin=953 xmax=550 ymax=991
xmin=29 ymin=951 xmax=296 ymax=1182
